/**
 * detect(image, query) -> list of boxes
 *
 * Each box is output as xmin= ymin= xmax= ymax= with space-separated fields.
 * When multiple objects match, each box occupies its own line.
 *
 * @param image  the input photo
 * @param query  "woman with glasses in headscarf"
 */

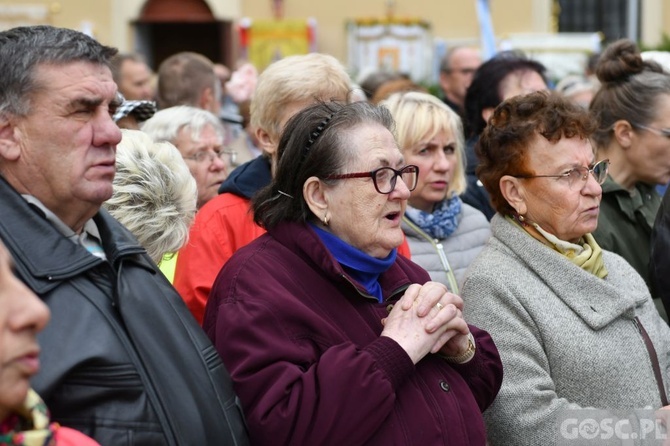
xmin=461 ymin=90 xmax=670 ymax=446
xmin=203 ymin=100 xmax=502 ymax=446
xmin=590 ymin=39 xmax=670 ymax=316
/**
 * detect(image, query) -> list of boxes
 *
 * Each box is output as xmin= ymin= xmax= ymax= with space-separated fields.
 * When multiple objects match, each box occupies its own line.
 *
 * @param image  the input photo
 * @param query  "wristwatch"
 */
xmin=441 ymin=333 xmax=476 ymax=364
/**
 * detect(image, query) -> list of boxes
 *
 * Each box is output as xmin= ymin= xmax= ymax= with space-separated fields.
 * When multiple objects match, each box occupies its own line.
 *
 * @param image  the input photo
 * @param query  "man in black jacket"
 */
xmin=0 ymin=25 xmax=248 ymax=445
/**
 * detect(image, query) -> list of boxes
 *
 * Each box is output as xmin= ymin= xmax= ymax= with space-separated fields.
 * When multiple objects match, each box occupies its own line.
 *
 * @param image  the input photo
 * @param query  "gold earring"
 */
xmin=323 ymin=214 xmax=330 ymax=226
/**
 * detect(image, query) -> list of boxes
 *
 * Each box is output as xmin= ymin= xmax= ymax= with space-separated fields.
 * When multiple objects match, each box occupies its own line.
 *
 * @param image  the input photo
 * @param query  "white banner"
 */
xmin=347 ymin=20 xmax=432 ymax=82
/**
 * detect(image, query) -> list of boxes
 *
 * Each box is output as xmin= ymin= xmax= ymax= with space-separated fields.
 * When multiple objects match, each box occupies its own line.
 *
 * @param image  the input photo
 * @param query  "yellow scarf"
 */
xmin=507 ymin=216 xmax=608 ymax=279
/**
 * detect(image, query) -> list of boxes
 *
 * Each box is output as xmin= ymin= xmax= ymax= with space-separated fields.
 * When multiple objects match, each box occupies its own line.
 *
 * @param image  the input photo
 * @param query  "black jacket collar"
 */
xmin=0 ymin=175 xmax=147 ymax=293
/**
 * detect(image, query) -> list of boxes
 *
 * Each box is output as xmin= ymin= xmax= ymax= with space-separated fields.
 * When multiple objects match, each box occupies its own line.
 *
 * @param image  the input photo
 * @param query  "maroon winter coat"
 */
xmin=204 ymin=221 xmax=502 ymax=445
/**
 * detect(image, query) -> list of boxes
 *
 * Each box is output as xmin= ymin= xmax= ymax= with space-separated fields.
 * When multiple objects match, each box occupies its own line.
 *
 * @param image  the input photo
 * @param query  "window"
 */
xmin=557 ymin=0 xmax=639 ymax=44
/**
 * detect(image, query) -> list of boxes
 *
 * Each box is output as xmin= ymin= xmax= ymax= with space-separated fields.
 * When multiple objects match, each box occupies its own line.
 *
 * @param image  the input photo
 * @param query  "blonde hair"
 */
xmin=250 ymin=53 xmax=351 ymax=143
xmin=381 ymin=91 xmax=467 ymax=195
xmin=104 ymin=129 xmax=197 ymax=263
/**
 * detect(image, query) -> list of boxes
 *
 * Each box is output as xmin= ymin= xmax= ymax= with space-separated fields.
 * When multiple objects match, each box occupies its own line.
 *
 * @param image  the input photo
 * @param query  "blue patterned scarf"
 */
xmin=405 ymin=195 xmax=462 ymax=240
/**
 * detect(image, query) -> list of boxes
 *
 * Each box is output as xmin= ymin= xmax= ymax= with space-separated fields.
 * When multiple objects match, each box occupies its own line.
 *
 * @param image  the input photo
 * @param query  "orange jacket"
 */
xmin=174 ymin=193 xmax=266 ymax=324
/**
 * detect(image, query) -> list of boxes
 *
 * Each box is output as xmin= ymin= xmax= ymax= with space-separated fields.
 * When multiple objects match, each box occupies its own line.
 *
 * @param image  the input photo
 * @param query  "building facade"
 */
xmin=0 ymin=0 xmax=667 ymax=77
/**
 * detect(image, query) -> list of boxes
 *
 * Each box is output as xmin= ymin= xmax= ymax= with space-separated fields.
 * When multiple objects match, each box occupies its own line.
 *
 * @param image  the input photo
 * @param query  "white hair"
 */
xmin=140 ymin=105 xmax=225 ymax=146
xmin=104 ymin=129 xmax=197 ymax=263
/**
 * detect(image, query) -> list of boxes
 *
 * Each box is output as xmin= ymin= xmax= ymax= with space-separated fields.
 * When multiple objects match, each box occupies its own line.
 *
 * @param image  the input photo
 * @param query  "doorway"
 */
xmin=134 ymin=0 xmax=234 ymax=70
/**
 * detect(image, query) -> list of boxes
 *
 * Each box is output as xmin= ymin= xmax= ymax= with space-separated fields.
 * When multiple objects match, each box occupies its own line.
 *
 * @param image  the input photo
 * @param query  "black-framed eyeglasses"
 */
xmin=326 ymin=165 xmax=419 ymax=194
xmin=512 ymin=159 xmax=610 ymax=188
xmin=184 ymin=148 xmax=237 ymax=165
xmin=632 ymin=123 xmax=670 ymax=139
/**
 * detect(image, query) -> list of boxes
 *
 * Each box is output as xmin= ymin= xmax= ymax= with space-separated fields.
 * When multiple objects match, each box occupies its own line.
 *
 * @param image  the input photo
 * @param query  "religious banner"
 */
xmin=238 ymin=17 xmax=316 ymax=72
xmin=347 ymin=17 xmax=432 ymax=82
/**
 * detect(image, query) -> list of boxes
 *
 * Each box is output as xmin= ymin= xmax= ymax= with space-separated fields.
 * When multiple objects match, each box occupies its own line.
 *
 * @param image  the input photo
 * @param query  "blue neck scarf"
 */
xmin=405 ymin=195 xmax=462 ymax=240
xmin=311 ymin=224 xmax=396 ymax=302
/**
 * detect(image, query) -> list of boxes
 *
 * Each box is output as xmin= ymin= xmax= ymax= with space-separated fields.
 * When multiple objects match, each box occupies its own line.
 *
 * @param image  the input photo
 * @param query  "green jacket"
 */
xmin=593 ymin=175 xmax=660 ymax=288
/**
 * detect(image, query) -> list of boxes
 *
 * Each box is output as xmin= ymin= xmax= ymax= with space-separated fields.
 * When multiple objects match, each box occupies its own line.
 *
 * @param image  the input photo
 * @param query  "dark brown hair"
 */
xmin=463 ymin=51 xmax=547 ymax=138
xmin=252 ymin=101 xmax=395 ymax=229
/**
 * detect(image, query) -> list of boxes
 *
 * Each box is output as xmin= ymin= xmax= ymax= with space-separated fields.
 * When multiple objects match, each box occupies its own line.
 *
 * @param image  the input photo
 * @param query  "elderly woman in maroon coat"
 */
xmin=203 ymin=101 xmax=502 ymax=445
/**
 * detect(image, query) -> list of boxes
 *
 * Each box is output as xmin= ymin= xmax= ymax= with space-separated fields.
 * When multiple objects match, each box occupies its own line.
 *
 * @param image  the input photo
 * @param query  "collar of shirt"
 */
xmin=21 ymin=195 xmax=106 ymax=260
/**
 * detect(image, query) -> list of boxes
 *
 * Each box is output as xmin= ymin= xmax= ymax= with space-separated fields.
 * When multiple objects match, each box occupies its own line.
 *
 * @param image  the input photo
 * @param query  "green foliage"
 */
xmin=417 ymin=81 xmax=441 ymax=98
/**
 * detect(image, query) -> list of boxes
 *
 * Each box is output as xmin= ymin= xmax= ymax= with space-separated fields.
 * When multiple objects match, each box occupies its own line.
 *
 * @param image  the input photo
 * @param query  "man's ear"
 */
xmin=612 ymin=119 xmax=634 ymax=148
xmin=438 ymin=70 xmax=449 ymax=91
xmin=499 ymin=175 xmax=527 ymax=215
xmin=303 ymin=176 xmax=328 ymax=223
xmin=198 ymin=87 xmax=219 ymax=115
xmin=0 ymin=116 xmax=21 ymax=161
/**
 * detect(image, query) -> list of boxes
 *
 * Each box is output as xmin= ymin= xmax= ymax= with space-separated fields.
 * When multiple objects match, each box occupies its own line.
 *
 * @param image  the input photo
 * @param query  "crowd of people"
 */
xmin=1 ymin=22 xmax=670 ymax=446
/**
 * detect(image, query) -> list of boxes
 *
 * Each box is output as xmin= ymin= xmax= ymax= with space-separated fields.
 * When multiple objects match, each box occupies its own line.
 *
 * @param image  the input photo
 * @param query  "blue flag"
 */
xmin=476 ymin=0 xmax=497 ymax=60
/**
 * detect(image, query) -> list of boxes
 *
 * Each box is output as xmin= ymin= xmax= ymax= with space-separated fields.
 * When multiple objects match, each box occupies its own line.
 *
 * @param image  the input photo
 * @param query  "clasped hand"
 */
xmin=381 ymin=282 xmax=470 ymax=364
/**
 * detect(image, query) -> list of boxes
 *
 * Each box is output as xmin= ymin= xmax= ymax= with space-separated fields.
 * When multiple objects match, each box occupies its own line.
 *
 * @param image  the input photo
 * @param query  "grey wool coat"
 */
xmin=402 ymin=203 xmax=490 ymax=293
xmin=461 ymin=214 xmax=670 ymax=446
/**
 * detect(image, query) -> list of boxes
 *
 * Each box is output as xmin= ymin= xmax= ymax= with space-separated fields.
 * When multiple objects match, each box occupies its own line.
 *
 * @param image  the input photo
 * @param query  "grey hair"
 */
xmin=103 ymin=129 xmax=197 ymax=263
xmin=590 ymin=70 xmax=670 ymax=147
xmin=440 ymin=45 xmax=474 ymax=73
xmin=0 ymin=25 xmax=117 ymax=117
xmin=439 ymin=46 xmax=459 ymax=73
xmin=140 ymin=105 xmax=225 ymax=148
